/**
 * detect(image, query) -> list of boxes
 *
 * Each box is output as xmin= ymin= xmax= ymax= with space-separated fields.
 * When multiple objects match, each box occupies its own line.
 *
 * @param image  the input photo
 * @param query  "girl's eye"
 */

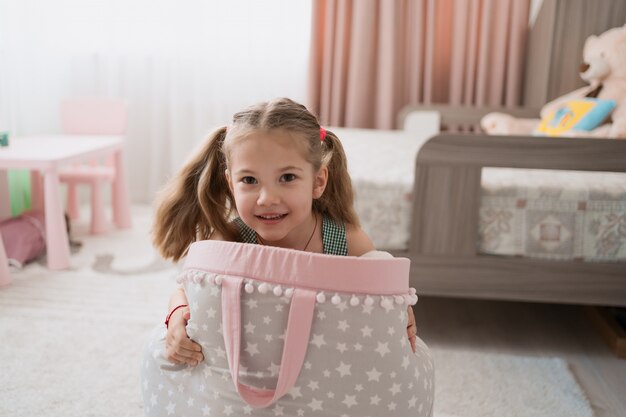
xmin=241 ymin=176 xmax=257 ymax=185
xmin=281 ymin=173 xmax=296 ymax=182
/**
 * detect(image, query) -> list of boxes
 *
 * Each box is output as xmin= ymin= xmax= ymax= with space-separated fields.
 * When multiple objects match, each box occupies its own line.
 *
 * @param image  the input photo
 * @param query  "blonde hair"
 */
xmin=153 ymin=97 xmax=359 ymax=261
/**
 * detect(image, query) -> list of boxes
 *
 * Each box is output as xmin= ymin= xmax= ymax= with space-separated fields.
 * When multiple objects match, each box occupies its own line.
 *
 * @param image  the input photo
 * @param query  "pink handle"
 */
xmin=221 ymin=276 xmax=316 ymax=408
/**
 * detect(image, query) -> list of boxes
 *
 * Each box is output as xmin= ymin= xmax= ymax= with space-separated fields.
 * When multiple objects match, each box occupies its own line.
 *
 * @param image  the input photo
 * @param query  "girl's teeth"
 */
xmin=261 ymin=214 xmax=283 ymax=219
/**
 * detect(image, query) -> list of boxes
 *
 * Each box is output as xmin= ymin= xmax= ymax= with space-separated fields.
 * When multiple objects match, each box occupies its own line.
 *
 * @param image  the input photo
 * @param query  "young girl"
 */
xmin=152 ymin=97 xmax=418 ymax=367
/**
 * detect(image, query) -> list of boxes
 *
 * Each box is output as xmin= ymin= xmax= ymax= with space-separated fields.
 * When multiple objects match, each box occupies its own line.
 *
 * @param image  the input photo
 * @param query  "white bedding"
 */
xmin=332 ymin=127 xmax=626 ymax=261
xmin=333 ymin=127 xmax=427 ymax=250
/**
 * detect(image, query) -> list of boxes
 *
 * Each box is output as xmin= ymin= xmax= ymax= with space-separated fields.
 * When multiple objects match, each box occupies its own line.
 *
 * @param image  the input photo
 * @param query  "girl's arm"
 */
xmin=164 ymin=230 xmax=227 ymax=366
xmin=346 ymin=225 xmax=375 ymax=256
xmin=164 ymin=287 xmax=204 ymax=366
xmin=407 ymin=306 xmax=417 ymax=353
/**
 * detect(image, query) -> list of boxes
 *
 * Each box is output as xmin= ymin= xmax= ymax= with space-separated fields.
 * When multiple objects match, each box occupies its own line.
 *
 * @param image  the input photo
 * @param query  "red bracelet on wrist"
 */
xmin=165 ymin=304 xmax=188 ymax=328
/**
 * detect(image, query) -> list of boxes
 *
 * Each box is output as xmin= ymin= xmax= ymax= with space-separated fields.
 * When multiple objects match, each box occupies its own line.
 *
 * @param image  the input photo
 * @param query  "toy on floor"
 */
xmin=0 ymin=211 xmax=46 ymax=269
xmin=0 ymin=211 xmax=80 ymax=270
xmin=482 ymin=24 xmax=626 ymax=138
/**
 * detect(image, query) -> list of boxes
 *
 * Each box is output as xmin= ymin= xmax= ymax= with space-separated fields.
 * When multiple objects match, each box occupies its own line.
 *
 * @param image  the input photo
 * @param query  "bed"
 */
xmin=333 ymin=106 xmax=626 ymax=306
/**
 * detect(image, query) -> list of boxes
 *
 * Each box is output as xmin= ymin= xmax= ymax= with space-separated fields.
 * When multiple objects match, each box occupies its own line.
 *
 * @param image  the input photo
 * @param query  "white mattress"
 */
xmin=332 ymin=127 xmax=428 ymax=250
xmin=332 ymin=127 xmax=626 ymax=261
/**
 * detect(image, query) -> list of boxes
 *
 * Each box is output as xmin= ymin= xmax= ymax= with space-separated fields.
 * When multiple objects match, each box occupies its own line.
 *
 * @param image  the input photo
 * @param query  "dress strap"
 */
xmin=322 ymin=215 xmax=348 ymax=256
xmin=232 ymin=217 xmax=257 ymax=244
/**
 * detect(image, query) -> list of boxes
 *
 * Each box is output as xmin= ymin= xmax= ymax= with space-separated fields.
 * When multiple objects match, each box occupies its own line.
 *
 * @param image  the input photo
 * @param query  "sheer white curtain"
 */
xmin=0 ymin=0 xmax=312 ymax=203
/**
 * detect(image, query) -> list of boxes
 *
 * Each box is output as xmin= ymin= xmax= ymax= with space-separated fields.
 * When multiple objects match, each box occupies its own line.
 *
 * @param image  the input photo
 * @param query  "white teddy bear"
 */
xmin=482 ymin=24 xmax=626 ymax=138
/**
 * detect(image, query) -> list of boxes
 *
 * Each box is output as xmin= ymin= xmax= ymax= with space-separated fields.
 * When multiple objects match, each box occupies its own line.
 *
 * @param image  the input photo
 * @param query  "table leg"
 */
xmin=44 ymin=170 xmax=70 ymax=270
xmin=0 ymin=170 xmax=11 ymax=285
xmin=0 ymin=230 xmax=11 ymax=287
xmin=31 ymin=171 xmax=44 ymax=212
xmin=112 ymin=149 xmax=132 ymax=229
xmin=0 ymin=170 xmax=11 ymax=219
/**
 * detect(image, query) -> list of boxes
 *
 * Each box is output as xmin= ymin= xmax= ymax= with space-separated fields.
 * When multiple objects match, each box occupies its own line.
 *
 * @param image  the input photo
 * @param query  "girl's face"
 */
xmin=225 ymin=130 xmax=328 ymax=249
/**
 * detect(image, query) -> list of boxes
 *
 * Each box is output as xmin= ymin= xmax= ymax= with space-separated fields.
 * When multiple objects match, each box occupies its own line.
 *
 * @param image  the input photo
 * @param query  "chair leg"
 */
xmin=112 ymin=150 xmax=132 ymax=229
xmin=90 ymin=180 xmax=108 ymax=234
xmin=44 ymin=171 xmax=71 ymax=269
xmin=67 ymin=183 xmax=80 ymax=220
xmin=0 ymin=231 xmax=12 ymax=287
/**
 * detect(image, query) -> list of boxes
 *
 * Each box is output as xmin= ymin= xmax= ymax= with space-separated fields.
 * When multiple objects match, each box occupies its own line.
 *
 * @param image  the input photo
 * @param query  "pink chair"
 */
xmin=59 ymin=98 xmax=129 ymax=234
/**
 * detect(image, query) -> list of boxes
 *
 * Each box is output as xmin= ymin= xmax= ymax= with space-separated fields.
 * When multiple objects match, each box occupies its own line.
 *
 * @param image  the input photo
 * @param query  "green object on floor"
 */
xmin=8 ymin=170 xmax=32 ymax=216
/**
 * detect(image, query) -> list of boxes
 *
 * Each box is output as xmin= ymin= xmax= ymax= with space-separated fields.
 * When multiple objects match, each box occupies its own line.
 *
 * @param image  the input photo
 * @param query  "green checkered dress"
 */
xmin=232 ymin=214 xmax=347 ymax=256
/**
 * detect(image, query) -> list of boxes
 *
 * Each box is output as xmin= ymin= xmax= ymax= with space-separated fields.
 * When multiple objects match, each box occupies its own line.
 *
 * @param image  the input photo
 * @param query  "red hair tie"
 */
xmin=320 ymin=127 xmax=327 ymax=142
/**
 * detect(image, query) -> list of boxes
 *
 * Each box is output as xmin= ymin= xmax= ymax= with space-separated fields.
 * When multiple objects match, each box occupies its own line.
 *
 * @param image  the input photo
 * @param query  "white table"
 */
xmin=0 ymin=135 xmax=131 ymax=270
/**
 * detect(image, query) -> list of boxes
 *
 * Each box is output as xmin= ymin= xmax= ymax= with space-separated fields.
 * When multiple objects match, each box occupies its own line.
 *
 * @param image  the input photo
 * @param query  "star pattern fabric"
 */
xmin=142 ymin=276 xmax=434 ymax=417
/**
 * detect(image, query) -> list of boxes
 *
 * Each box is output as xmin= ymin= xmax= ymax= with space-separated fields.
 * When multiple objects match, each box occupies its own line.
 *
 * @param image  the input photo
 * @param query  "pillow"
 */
xmin=534 ymin=98 xmax=616 ymax=136
xmin=0 ymin=211 xmax=46 ymax=269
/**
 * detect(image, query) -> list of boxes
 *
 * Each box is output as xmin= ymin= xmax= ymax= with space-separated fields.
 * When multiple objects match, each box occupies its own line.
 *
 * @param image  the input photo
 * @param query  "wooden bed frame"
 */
xmin=389 ymin=107 xmax=626 ymax=306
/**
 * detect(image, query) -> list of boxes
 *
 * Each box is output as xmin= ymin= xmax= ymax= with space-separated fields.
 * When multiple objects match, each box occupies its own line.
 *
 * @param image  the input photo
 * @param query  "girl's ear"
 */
xmin=313 ymin=165 xmax=328 ymax=199
xmin=225 ymin=169 xmax=234 ymax=193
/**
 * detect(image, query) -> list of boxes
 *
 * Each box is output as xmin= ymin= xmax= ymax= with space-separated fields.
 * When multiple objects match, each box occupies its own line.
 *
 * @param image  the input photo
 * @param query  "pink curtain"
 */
xmin=308 ymin=0 xmax=531 ymax=129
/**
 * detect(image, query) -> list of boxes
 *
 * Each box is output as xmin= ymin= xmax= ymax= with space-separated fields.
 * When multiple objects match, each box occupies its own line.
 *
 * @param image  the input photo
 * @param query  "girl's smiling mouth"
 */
xmin=256 ymin=213 xmax=288 ymax=221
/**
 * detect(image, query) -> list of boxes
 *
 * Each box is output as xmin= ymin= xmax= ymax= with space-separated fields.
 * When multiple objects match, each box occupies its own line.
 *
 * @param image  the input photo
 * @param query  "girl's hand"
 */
xmin=165 ymin=307 xmax=204 ymax=366
xmin=407 ymin=306 xmax=417 ymax=353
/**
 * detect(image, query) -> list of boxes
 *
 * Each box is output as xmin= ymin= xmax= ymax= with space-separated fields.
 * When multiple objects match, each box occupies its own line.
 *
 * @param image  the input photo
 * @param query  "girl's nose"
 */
xmin=257 ymin=187 xmax=280 ymax=206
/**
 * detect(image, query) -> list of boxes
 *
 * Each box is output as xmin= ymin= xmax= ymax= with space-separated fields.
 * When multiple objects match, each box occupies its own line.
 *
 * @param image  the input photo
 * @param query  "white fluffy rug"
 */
xmin=0 ymin=206 xmax=594 ymax=417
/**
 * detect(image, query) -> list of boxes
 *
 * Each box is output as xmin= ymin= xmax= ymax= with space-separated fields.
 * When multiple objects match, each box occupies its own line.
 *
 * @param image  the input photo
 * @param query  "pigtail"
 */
xmin=152 ymin=126 xmax=237 ymax=261
xmin=196 ymin=128 xmax=238 ymax=243
xmin=315 ymin=130 xmax=360 ymax=227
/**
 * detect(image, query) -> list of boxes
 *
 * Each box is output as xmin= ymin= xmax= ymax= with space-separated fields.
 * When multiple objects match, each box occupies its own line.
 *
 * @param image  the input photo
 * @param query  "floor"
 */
xmin=413 ymin=297 xmax=626 ymax=417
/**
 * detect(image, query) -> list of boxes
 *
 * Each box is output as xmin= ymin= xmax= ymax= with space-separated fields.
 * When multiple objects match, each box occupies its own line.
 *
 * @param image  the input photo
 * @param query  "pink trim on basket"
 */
xmin=184 ymin=240 xmax=410 ymax=295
